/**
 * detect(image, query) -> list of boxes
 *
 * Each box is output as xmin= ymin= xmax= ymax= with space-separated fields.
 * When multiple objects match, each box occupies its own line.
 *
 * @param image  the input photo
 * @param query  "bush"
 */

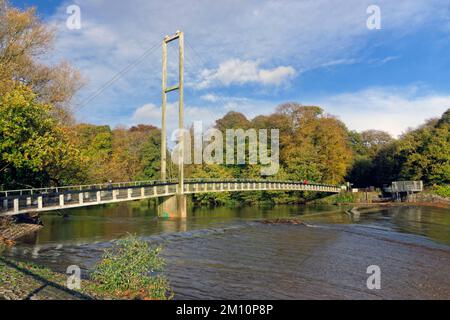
xmin=333 ymin=192 xmax=358 ymax=204
xmin=432 ymin=185 xmax=450 ymax=198
xmin=91 ymin=234 xmax=173 ymax=300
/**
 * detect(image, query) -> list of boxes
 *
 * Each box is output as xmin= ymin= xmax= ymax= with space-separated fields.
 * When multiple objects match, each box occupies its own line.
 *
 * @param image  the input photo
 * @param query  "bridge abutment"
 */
xmin=157 ymin=194 xmax=187 ymax=219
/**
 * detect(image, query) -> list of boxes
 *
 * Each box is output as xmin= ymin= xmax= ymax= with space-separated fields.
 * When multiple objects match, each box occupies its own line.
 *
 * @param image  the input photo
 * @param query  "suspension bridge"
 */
xmin=0 ymin=179 xmax=342 ymax=218
xmin=0 ymin=31 xmax=344 ymax=218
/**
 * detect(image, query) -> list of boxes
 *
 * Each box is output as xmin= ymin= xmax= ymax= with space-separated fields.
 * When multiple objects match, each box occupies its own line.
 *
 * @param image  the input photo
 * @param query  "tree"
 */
xmin=0 ymin=86 xmax=84 ymax=188
xmin=215 ymin=111 xmax=250 ymax=132
xmin=132 ymin=125 xmax=161 ymax=181
xmin=276 ymin=104 xmax=352 ymax=184
xmin=369 ymin=109 xmax=450 ymax=186
xmin=396 ymin=114 xmax=449 ymax=184
xmin=360 ymin=130 xmax=393 ymax=157
xmin=0 ymin=1 xmax=83 ymax=123
xmin=346 ymin=130 xmax=393 ymax=187
xmin=70 ymin=124 xmax=113 ymax=183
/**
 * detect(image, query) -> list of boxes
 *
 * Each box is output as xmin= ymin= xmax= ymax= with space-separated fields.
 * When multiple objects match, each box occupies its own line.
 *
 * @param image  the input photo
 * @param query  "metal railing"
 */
xmin=0 ymin=179 xmax=342 ymax=216
xmin=0 ymin=178 xmax=340 ymax=198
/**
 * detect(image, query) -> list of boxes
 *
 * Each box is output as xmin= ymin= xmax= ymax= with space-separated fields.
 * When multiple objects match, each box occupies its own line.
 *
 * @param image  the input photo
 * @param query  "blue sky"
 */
xmin=11 ymin=0 xmax=450 ymax=136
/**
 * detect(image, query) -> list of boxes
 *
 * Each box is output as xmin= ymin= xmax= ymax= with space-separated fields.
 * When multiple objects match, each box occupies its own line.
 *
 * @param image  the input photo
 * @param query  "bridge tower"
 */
xmin=159 ymin=30 xmax=186 ymax=218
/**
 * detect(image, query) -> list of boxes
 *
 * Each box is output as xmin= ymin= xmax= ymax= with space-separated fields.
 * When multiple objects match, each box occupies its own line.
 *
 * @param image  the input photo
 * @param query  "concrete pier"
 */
xmin=157 ymin=194 xmax=187 ymax=218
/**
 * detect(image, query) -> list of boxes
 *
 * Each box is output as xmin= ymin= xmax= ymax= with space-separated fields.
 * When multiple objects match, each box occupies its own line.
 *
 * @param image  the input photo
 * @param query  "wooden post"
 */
xmin=38 ymin=196 xmax=43 ymax=209
xmin=79 ymin=193 xmax=84 ymax=205
xmin=59 ymin=194 xmax=64 ymax=207
xmin=161 ymin=37 xmax=167 ymax=181
xmin=178 ymin=31 xmax=184 ymax=196
xmin=13 ymin=198 xmax=19 ymax=213
xmin=96 ymin=191 xmax=101 ymax=203
xmin=161 ymin=31 xmax=184 ymax=194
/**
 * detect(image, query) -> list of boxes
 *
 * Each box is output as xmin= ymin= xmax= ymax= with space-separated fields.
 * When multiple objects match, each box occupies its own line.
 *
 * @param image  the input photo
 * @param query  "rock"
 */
xmin=260 ymin=218 xmax=306 ymax=225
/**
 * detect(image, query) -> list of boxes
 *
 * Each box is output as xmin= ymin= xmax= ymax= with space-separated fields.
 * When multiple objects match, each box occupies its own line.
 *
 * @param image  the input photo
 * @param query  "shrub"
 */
xmin=432 ymin=185 xmax=450 ymax=198
xmin=333 ymin=192 xmax=358 ymax=204
xmin=91 ymin=234 xmax=173 ymax=300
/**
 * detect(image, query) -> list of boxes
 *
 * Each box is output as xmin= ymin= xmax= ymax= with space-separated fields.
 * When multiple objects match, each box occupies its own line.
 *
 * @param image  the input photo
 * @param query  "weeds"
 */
xmin=91 ymin=234 xmax=173 ymax=300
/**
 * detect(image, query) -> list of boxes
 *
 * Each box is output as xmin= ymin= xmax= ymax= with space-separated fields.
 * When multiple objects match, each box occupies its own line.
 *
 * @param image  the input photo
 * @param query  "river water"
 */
xmin=3 ymin=202 xmax=450 ymax=299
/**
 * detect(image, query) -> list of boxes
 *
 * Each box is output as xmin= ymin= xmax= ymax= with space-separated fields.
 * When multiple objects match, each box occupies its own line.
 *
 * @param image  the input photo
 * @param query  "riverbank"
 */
xmin=1 ymin=234 xmax=173 ymax=300
xmin=0 ymin=258 xmax=94 ymax=300
xmin=312 ymin=191 xmax=450 ymax=210
xmin=0 ymin=216 xmax=43 ymax=246
xmin=2 ymin=203 xmax=449 ymax=299
xmin=0 ymin=253 xmax=165 ymax=300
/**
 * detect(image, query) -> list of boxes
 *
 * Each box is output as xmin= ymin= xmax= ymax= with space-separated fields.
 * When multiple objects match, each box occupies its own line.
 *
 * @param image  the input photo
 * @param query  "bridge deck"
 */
xmin=0 ymin=179 xmax=342 ymax=216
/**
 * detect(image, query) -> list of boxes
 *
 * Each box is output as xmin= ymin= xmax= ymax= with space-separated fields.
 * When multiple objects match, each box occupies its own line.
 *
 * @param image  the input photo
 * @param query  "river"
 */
xmin=3 ymin=202 xmax=450 ymax=299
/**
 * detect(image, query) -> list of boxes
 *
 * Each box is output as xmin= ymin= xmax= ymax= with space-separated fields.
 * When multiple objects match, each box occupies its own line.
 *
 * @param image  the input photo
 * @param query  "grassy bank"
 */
xmin=0 ymin=235 xmax=173 ymax=300
xmin=310 ymin=191 xmax=380 ymax=205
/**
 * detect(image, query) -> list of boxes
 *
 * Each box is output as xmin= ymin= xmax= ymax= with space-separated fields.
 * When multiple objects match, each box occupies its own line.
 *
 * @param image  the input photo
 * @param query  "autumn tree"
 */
xmin=0 ymin=86 xmax=84 ymax=188
xmin=0 ymin=1 xmax=83 ymax=123
xmin=70 ymin=124 xmax=113 ymax=183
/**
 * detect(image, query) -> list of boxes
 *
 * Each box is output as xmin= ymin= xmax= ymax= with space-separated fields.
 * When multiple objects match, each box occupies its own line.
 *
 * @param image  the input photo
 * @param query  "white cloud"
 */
xmin=196 ymin=59 xmax=295 ymax=88
xmin=131 ymin=102 xmax=224 ymax=133
xmin=259 ymin=66 xmax=296 ymax=85
xmin=315 ymin=86 xmax=450 ymax=137
xmin=200 ymin=94 xmax=219 ymax=102
xmin=42 ymin=0 xmax=450 ymax=125
xmin=49 ymin=0 xmax=444 ymax=95
xmin=131 ymin=86 xmax=450 ymax=139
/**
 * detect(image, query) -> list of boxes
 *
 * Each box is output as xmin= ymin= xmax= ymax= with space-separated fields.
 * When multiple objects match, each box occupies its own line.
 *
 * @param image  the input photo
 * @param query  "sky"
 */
xmin=10 ymin=0 xmax=450 ymax=137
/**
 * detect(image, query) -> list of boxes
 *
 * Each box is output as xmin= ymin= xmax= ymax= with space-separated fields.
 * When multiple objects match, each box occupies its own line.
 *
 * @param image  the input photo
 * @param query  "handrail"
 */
xmin=0 ymin=178 xmax=342 ymax=197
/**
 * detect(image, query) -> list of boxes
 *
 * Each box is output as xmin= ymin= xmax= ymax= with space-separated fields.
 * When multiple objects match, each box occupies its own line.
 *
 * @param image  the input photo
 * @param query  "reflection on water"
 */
xmin=349 ymin=206 xmax=450 ymax=246
xmin=20 ymin=202 xmax=351 ymax=246
xmin=3 ymin=201 xmax=450 ymax=299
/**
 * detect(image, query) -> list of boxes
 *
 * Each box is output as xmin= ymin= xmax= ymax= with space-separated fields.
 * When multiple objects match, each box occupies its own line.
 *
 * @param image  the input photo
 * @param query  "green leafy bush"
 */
xmin=432 ymin=185 xmax=450 ymax=198
xmin=91 ymin=234 xmax=173 ymax=300
xmin=333 ymin=192 xmax=358 ymax=204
